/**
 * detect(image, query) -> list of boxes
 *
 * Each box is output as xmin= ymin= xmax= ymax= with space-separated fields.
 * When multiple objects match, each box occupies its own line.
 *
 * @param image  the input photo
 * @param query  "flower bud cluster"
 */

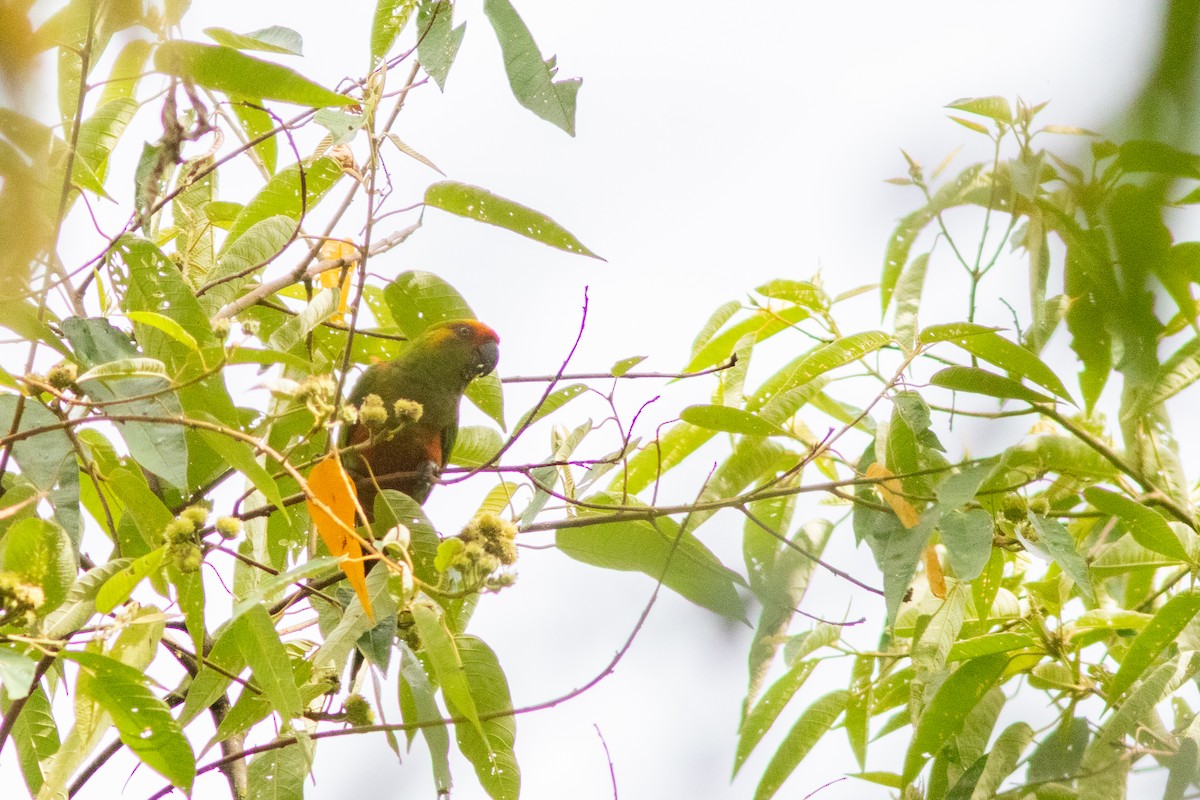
xmin=356 ymin=395 xmax=424 ymax=437
xmin=434 ymin=512 xmax=518 ymax=590
xmin=164 ymin=505 xmax=209 ymax=573
xmin=45 ymin=361 xmax=79 ymax=392
xmin=343 ymin=693 xmax=375 ymax=726
xmin=0 ymin=571 xmax=44 ymax=627
xmin=296 ymin=375 xmax=339 ymax=427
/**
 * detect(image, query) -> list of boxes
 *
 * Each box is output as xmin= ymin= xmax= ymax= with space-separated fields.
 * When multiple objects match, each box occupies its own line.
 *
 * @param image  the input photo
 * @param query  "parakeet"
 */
xmin=342 ymin=319 xmax=500 ymax=515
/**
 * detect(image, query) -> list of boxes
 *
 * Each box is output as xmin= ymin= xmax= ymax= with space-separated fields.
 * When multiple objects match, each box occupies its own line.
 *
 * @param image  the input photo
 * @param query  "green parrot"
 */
xmin=341 ymin=319 xmax=500 ymax=515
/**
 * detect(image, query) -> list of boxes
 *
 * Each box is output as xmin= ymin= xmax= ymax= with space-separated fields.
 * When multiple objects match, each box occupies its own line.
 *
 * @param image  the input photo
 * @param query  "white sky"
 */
xmin=6 ymin=1 xmax=1174 ymax=799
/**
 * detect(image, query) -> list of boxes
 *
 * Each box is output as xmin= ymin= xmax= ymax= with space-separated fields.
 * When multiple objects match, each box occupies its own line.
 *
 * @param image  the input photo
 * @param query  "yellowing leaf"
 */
xmin=318 ymin=240 xmax=357 ymax=324
xmin=923 ymin=546 xmax=946 ymax=599
xmin=306 ymin=455 xmax=372 ymax=620
xmin=866 ymin=462 xmax=921 ymax=528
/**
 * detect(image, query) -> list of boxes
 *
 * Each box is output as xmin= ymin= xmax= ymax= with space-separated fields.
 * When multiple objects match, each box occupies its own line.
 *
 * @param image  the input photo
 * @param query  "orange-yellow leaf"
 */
xmin=307 ymin=455 xmax=373 ymax=620
xmin=866 ymin=462 xmax=921 ymax=528
xmin=318 ymin=240 xmax=357 ymax=324
xmin=923 ymin=546 xmax=946 ymax=598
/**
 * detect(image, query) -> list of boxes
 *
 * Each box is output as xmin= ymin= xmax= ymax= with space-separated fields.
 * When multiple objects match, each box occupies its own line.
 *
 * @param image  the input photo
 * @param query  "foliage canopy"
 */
xmin=4 ymin=3 xmax=1200 ymax=800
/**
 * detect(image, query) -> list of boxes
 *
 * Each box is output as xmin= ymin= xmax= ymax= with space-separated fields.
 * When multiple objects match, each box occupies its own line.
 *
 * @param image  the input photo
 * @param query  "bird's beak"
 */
xmin=475 ymin=339 xmax=499 ymax=376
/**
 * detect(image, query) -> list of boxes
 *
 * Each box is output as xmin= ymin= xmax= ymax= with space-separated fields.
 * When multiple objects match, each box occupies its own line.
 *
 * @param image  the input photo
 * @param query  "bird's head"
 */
xmin=417 ymin=319 xmax=500 ymax=384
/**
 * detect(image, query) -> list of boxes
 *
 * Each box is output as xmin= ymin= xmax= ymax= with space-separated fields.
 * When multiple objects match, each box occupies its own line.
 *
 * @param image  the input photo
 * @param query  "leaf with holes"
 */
xmin=425 ymin=181 xmax=599 ymax=258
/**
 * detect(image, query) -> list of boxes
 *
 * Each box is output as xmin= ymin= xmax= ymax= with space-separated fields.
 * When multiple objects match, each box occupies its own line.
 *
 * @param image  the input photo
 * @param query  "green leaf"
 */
xmin=448 ymin=425 xmax=504 ymax=469
xmin=912 ymin=584 xmax=968 ymax=687
xmin=200 ymin=216 xmax=296 ymax=314
xmin=557 ymin=516 xmax=745 ymax=621
xmin=946 ymin=96 xmax=1013 ymax=124
xmin=452 ymin=636 xmax=520 ymax=800
xmin=226 ymin=556 xmax=339 ymax=623
xmin=753 ymin=690 xmax=848 ymax=800
xmin=1079 ymin=654 xmax=1200 ymax=799
xmin=734 ymin=660 xmax=816 ymax=776
xmin=384 ymin=132 xmax=444 ymax=173
xmin=755 ymin=279 xmax=829 ymax=311
xmin=763 ymin=331 xmax=892 ymax=393
xmin=74 ymin=98 xmax=138 ymax=189
xmin=0 ymin=396 xmax=81 ymax=543
xmin=1116 ymin=139 xmax=1200 ymax=179
xmin=95 ymin=547 xmax=166 ymax=613
xmin=311 ymin=566 xmax=395 ymax=673
xmin=383 ymin=270 xmax=476 ymax=336
xmin=1028 ymin=718 xmax=1089 ymax=786
xmin=893 ymin=252 xmax=929 ymax=352
xmin=314 ymin=108 xmax=366 ymax=146
xmin=856 ymin=467 xmax=933 ymax=626
xmin=921 ymin=323 xmax=1073 ymax=402
xmin=168 ymin=562 xmax=206 ymax=661
xmin=370 ymin=0 xmax=417 ymax=65
xmin=691 ymin=300 xmax=742 ymax=357
xmin=67 ymin=333 xmax=189 ymax=490
xmin=154 ymin=41 xmax=352 ymax=107
xmin=930 ymin=365 xmax=1053 ymax=404
xmin=843 ymin=656 xmax=872 ymax=769
xmin=1140 ymin=337 xmax=1200 ymax=411
xmin=680 ymin=404 xmax=785 ymax=437
xmin=465 ymin=373 xmax=507 ymax=433
xmin=612 ymin=421 xmax=715 ymax=496
xmin=684 ymin=306 xmax=811 ymax=374
xmin=62 ymin=651 xmax=196 ymax=792
xmin=610 ymin=355 xmax=647 ymax=377
xmin=947 ymin=632 xmax=1036 ymax=662
xmin=417 ymin=0 xmax=466 ymax=91
xmin=483 ymin=0 xmax=580 ymax=135
xmin=203 ymin=25 xmax=303 ymax=55
xmin=222 ymin=157 xmax=342 ymax=252
xmin=246 ymin=736 xmax=313 ymax=800
xmin=123 ymin=311 xmax=200 ymax=353
xmin=902 ymin=653 xmax=1007 ymax=787
xmin=5 ymin=681 xmax=59 ymax=793
xmin=103 ymin=467 xmax=174 ymax=558
xmin=398 ymin=641 xmax=452 ymax=792
xmin=514 ymin=383 xmax=587 ymax=430
xmin=957 ymin=721 xmax=1033 ymax=800
xmin=224 ymin=347 xmax=312 ymax=373
xmin=1107 ymin=591 xmax=1200 ymax=701
xmin=234 ymin=603 xmax=304 ymax=720
xmin=229 ymin=100 xmax=278 ymax=175
xmin=1084 ymin=487 xmax=1192 ymax=563
xmin=424 ymin=181 xmax=600 ymax=258
xmin=851 ymin=772 xmax=902 ymax=788
xmin=0 ymin=646 xmax=38 ymax=700
xmin=939 ymin=509 xmax=994 ymax=581
xmin=969 ymin=546 xmax=1008 ymax=623
xmin=0 ymin=300 xmax=70 ymax=357
xmin=207 ymin=688 xmax=272 ymax=756
xmin=948 ymin=116 xmax=989 ymax=134
xmin=99 ymin=39 xmax=153 ymax=106
xmin=881 ymin=164 xmax=989 ymax=312
xmin=266 ymin=288 xmax=340 ymax=353
xmin=374 ymin=492 xmax=440 ymax=586
xmin=75 ymin=356 xmax=169 ymax=383
xmin=0 ymin=518 xmax=76 ymax=615
xmin=43 ymin=559 xmax=133 ymax=639
xmin=782 ymin=622 xmax=839 ymax=665
xmin=192 ymin=413 xmax=287 ymax=513
xmin=1024 ymin=512 xmax=1096 ymax=604
xmin=411 ymin=604 xmax=485 ymax=740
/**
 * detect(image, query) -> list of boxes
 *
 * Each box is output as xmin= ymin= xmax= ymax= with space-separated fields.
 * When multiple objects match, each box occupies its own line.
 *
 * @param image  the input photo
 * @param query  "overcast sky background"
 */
xmin=7 ymin=1 xmax=1179 ymax=798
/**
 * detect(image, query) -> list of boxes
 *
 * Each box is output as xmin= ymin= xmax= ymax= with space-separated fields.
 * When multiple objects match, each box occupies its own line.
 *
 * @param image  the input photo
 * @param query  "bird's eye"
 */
xmin=456 ymin=325 xmax=471 ymax=339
